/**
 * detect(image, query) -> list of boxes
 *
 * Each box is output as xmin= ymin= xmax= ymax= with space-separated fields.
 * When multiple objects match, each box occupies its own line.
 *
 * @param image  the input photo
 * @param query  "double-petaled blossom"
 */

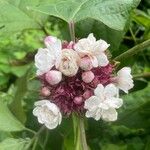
xmin=74 ymin=33 xmax=110 ymax=69
xmin=84 ymin=84 xmax=123 ymax=121
xmin=35 ymin=36 xmax=62 ymax=75
xmin=58 ymin=49 xmax=80 ymax=77
xmin=33 ymin=100 xmax=62 ymax=129
xmin=114 ymin=67 xmax=134 ymax=93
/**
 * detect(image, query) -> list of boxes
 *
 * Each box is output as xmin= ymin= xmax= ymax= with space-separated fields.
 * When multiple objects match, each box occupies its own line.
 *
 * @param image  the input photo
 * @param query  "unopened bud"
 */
xmin=45 ymin=70 xmax=62 ymax=85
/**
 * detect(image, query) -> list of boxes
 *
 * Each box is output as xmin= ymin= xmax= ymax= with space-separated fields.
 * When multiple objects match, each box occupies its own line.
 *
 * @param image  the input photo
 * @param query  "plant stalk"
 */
xmin=69 ymin=21 xmax=88 ymax=150
xmin=79 ymin=117 xmax=88 ymax=150
xmin=114 ymin=39 xmax=150 ymax=61
xmin=133 ymin=72 xmax=150 ymax=79
xmin=69 ymin=21 xmax=76 ymax=42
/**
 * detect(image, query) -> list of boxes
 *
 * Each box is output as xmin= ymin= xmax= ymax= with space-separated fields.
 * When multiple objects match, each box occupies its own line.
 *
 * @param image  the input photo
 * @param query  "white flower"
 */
xmin=58 ymin=49 xmax=79 ymax=76
xmin=84 ymin=84 xmax=123 ymax=121
xmin=115 ymin=67 xmax=134 ymax=93
xmin=74 ymin=33 xmax=109 ymax=67
xmin=35 ymin=36 xmax=62 ymax=76
xmin=33 ymin=100 xmax=62 ymax=129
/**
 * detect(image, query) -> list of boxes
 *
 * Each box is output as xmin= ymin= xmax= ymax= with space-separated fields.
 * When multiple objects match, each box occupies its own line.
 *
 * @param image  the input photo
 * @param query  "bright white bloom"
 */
xmin=33 ymin=100 xmax=62 ymax=129
xmin=35 ymin=36 xmax=62 ymax=75
xmin=74 ymin=33 xmax=109 ymax=67
xmin=115 ymin=67 xmax=134 ymax=93
xmin=58 ymin=49 xmax=79 ymax=76
xmin=84 ymin=84 xmax=123 ymax=121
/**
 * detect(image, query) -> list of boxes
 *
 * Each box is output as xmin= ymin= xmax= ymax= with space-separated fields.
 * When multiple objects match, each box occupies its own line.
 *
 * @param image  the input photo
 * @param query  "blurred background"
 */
xmin=0 ymin=0 xmax=150 ymax=150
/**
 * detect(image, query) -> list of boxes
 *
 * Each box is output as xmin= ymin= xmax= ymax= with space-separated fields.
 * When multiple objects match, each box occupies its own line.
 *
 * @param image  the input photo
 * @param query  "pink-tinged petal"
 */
xmin=44 ymin=36 xmax=57 ymax=46
xmin=97 ymin=53 xmax=109 ymax=67
xmin=117 ymin=67 xmax=132 ymax=78
xmin=79 ymin=57 xmax=93 ymax=71
xmin=90 ymin=56 xmax=98 ymax=68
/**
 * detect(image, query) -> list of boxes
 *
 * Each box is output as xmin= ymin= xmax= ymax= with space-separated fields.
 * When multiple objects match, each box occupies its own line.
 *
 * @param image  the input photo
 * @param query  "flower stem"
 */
xmin=114 ymin=39 xmax=150 ymax=61
xmin=79 ymin=117 xmax=88 ymax=150
xmin=69 ymin=21 xmax=76 ymax=42
xmin=133 ymin=72 xmax=150 ymax=79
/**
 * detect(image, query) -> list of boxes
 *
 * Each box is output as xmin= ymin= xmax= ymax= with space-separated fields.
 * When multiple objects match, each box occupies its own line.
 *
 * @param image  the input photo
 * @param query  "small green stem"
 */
xmin=114 ymin=39 xmax=150 ymax=61
xmin=26 ymin=126 xmax=45 ymax=150
xmin=133 ymin=72 xmax=150 ymax=79
xmin=69 ymin=21 xmax=76 ymax=42
xmin=25 ymin=127 xmax=36 ymax=135
xmin=79 ymin=117 xmax=88 ymax=150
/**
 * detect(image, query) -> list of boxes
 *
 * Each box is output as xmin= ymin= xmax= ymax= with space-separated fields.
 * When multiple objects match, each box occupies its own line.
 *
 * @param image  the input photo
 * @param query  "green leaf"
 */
xmin=116 ymin=84 xmax=150 ymax=129
xmin=132 ymin=9 xmax=150 ymax=28
xmin=0 ymin=138 xmax=30 ymax=150
xmin=101 ymin=143 xmax=127 ymax=150
xmin=30 ymin=0 xmax=140 ymax=30
xmin=0 ymin=101 xmax=25 ymax=131
xmin=0 ymin=0 xmax=50 ymax=35
xmin=76 ymin=19 xmax=124 ymax=52
xmin=9 ymin=72 xmax=29 ymax=124
xmin=130 ymin=79 xmax=148 ymax=92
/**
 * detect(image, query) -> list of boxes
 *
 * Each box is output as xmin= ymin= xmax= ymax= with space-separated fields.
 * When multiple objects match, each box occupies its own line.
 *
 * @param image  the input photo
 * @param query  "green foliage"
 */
xmin=30 ymin=0 xmax=140 ymax=30
xmin=0 ymin=0 xmax=150 ymax=149
xmin=0 ymin=101 xmax=25 ymax=131
xmin=0 ymin=138 xmax=30 ymax=150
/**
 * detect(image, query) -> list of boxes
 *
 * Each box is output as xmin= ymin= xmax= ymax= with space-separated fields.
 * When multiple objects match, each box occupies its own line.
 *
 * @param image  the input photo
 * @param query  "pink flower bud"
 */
xmin=79 ymin=57 xmax=93 ymax=71
xmin=83 ymin=90 xmax=93 ymax=99
xmin=45 ymin=70 xmax=62 ymax=85
xmin=82 ymin=71 xmax=95 ymax=83
xmin=73 ymin=96 xmax=83 ymax=105
xmin=44 ymin=36 xmax=57 ymax=47
xmin=41 ymin=87 xmax=51 ymax=96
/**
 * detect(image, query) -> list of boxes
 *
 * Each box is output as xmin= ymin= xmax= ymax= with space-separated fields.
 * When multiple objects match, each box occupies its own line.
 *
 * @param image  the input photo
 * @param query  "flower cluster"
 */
xmin=33 ymin=33 xmax=134 ymax=129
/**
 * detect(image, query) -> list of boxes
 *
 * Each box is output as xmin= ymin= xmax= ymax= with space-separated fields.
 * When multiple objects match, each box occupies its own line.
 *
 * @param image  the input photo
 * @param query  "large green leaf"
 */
xmin=0 ymin=101 xmax=25 ymax=131
xmin=116 ymin=84 xmax=150 ymax=129
xmin=9 ymin=73 xmax=29 ymax=124
xmin=0 ymin=138 xmax=30 ymax=150
xmin=30 ymin=0 xmax=140 ymax=30
xmin=0 ymin=0 xmax=49 ymax=35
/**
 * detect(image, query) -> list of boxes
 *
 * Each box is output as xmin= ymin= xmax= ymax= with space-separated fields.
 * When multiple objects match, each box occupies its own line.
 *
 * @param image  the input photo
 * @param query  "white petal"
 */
xmin=87 ymin=33 xmax=96 ymax=43
xmin=98 ymin=39 xmax=110 ymax=52
xmin=90 ymin=56 xmax=98 ymax=68
xmin=97 ymin=53 xmax=109 ymax=67
xmin=104 ymin=84 xmax=118 ymax=98
xmin=35 ymin=48 xmax=55 ymax=75
xmin=94 ymin=84 xmax=104 ymax=98
xmin=106 ymin=98 xmax=123 ymax=109
xmin=116 ymin=67 xmax=134 ymax=93
xmin=117 ymin=67 xmax=132 ymax=78
xmin=84 ymin=96 xmax=100 ymax=110
xmin=102 ymin=108 xmax=118 ymax=121
xmin=33 ymin=100 xmax=62 ymax=130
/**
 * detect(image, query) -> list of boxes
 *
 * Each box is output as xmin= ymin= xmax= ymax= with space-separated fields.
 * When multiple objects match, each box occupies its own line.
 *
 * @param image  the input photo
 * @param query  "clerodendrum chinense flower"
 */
xmin=33 ymin=33 xmax=134 ymax=129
